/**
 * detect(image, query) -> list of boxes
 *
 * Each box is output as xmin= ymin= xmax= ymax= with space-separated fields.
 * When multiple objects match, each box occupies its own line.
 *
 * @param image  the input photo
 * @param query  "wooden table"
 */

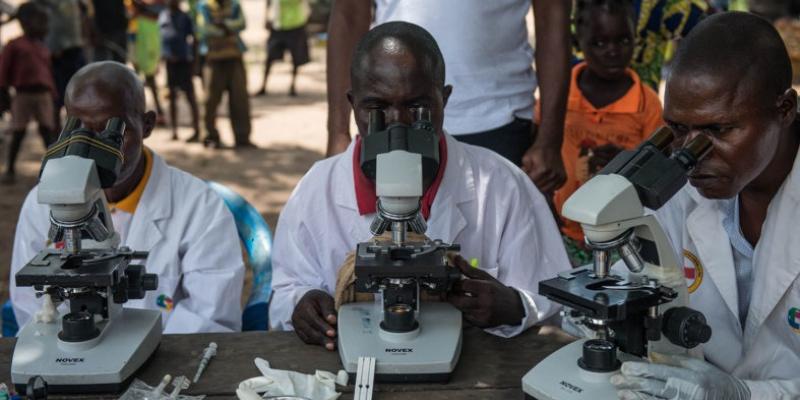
xmin=0 ymin=327 xmax=574 ymax=399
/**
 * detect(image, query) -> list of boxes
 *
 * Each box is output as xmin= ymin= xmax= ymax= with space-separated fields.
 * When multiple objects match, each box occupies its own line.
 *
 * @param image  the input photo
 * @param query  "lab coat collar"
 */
xmin=333 ymin=133 xmax=474 ymax=242
xmin=685 ymin=194 xmax=740 ymax=322
xmin=684 ymin=151 xmax=800 ymax=340
xmin=746 ymin=150 xmax=800 ymax=340
xmin=125 ymin=151 xmax=171 ymax=252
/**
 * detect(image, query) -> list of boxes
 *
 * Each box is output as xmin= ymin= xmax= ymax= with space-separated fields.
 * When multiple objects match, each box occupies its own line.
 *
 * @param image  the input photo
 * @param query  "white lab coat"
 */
xmin=269 ymin=133 xmax=572 ymax=337
xmin=10 ymin=152 xmax=245 ymax=333
xmin=654 ymin=153 xmax=800 ymax=398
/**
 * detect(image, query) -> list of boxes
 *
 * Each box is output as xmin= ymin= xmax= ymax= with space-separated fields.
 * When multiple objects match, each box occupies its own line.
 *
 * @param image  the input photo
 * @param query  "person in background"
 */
xmin=254 ymin=0 xmax=310 ymax=97
xmin=11 ymin=61 xmax=245 ymax=333
xmin=91 ymin=0 xmax=128 ymax=63
xmin=35 ymin=0 xmax=87 ymax=129
xmin=629 ymin=0 xmax=707 ymax=90
xmin=197 ymin=0 xmax=253 ymax=149
xmin=0 ymin=3 xmax=56 ymax=184
xmin=552 ymin=0 xmax=663 ymax=266
xmin=159 ymin=0 xmax=201 ymax=142
xmin=326 ymin=0 xmax=572 ymax=196
xmin=129 ymin=0 xmax=166 ymax=126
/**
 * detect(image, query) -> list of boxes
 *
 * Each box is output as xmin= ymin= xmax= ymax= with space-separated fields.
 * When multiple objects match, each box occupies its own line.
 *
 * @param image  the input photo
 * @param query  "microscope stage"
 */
xmin=11 ymin=308 xmax=161 ymax=393
xmin=338 ymin=302 xmax=462 ymax=383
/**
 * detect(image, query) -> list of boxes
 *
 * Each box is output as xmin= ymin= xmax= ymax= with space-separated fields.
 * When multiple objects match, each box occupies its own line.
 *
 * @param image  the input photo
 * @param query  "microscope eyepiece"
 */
xmin=646 ymin=126 xmax=676 ymax=152
xmin=368 ymin=109 xmax=385 ymax=136
xmin=414 ymin=107 xmax=431 ymax=122
xmin=671 ymin=135 xmax=713 ymax=172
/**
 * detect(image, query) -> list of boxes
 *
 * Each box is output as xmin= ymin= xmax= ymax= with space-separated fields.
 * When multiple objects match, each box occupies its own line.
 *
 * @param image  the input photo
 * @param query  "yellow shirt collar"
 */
xmin=109 ymin=148 xmax=153 ymax=214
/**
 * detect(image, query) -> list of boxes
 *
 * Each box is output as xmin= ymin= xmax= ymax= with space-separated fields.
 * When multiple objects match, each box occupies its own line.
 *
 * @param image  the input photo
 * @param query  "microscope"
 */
xmin=11 ymin=118 xmax=162 ymax=393
xmin=523 ymin=128 xmax=714 ymax=399
xmin=337 ymin=109 xmax=463 ymax=382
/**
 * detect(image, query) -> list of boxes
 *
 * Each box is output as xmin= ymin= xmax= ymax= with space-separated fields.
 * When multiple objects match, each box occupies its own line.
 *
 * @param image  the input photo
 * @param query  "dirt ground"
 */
xmin=0 ymin=0 xmax=334 ymax=303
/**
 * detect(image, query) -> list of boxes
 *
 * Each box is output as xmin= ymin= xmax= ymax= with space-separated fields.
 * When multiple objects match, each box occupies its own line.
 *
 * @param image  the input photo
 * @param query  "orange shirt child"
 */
xmin=538 ymin=61 xmax=663 ymax=242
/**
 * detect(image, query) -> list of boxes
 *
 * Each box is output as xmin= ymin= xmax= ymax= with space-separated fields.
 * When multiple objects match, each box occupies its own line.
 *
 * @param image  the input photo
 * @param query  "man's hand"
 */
xmin=326 ymin=132 xmax=352 ymax=157
xmin=291 ymin=290 xmax=338 ymax=351
xmin=446 ymin=255 xmax=525 ymax=328
xmin=611 ymin=355 xmax=751 ymax=400
xmin=521 ymin=138 xmax=566 ymax=194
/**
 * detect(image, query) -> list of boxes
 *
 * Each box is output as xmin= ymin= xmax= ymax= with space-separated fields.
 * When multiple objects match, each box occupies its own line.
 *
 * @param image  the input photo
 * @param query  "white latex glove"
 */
xmin=236 ymin=357 xmax=347 ymax=400
xmin=610 ymin=355 xmax=751 ymax=400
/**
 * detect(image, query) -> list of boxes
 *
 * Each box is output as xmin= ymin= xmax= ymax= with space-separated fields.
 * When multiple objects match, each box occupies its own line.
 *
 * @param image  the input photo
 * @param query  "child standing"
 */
xmin=545 ymin=0 xmax=664 ymax=265
xmin=160 ymin=0 xmax=201 ymax=141
xmin=0 ymin=3 xmax=56 ymax=184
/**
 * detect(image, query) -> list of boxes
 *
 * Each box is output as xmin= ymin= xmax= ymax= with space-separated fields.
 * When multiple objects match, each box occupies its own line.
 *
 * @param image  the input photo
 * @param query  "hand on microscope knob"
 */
xmin=292 ymin=290 xmax=338 ymax=351
xmin=446 ymin=255 xmax=525 ymax=328
xmin=610 ymin=354 xmax=751 ymax=400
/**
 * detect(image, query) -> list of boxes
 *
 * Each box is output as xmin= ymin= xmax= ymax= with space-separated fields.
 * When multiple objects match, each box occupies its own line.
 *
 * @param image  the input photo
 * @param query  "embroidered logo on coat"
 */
xmin=788 ymin=307 xmax=800 ymax=333
xmin=156 ymin=294 xmax=174 ymax=311
xmin=683 ymin=250 xmax=704 ymax=294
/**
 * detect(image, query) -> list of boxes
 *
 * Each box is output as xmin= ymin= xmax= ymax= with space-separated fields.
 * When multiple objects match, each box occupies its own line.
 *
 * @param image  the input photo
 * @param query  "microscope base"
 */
xmin=522 ymin=339 xmax=639 ymax=400
xmin=338 ymin=302 xmax=462 ymax=383
xmin=11 ymin=308 xmax=162 ymax=393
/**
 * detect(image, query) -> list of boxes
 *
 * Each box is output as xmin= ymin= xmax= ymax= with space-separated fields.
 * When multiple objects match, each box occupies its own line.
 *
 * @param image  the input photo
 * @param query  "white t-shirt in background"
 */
xmin=374 ymin=0 xmax=536 ymax=135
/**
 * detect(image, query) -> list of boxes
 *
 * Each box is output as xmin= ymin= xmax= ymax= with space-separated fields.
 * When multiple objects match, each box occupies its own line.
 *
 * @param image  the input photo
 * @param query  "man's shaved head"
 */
xmin=64 ymin=61 xmax=156 ymax=201
xmin=351 ymin=21 xmax=445 ymax=90
xmin=66 ymin=61 xmax=146 ymax=116
xmin=670 ymin=12 xmax=791 ymax=105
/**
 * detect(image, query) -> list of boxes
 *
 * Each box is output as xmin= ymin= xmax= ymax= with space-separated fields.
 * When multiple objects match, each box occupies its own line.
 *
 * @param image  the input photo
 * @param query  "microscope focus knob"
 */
xmin=662 ymin=307 xmax=712 ymax=349
xmin=578 ymin=339 xmax=621 ymax=373
xmin=142 ymin=273 xmax=158 ymax=291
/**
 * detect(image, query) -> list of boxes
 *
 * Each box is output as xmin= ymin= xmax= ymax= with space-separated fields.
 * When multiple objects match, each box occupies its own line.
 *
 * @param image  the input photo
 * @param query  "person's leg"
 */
xmin=289 ymin=64 xmax=298 ymax=96
xmin=256 ymin=59 xmax=274 ymax=96
xmin=34 ymin=92 xmax=56 ymax=147
xmin=185 ymin=83 xmax=201 ymax=142
xmin=228 ymin=58 xmax=253 ymax=147
xmin=4 ymin=92 xmax=35 ymax=182
xmin=3 ymin=129 xmax=26 ymax=183
xmin=453 ymin=118 xmax=533 ymax=166
xmin=288 ymin=27 xmax=310 ymax=97
xmin=168 ymin=87 xmax=178 ymax=140
xmin=145 ymin=74 xmax=165 ymax=123
xmin=204 ymin=60 xmax=227 ymax=146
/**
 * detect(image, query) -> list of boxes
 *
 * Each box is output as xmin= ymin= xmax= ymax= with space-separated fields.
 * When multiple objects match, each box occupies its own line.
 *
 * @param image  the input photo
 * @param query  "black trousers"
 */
xmin=453 ymin=118 xmax=533 ymax=166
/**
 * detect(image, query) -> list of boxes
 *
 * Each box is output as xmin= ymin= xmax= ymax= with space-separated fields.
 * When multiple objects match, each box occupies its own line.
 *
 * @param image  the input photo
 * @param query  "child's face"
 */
xmin=577 ymin=8 xmax=635 ymax=80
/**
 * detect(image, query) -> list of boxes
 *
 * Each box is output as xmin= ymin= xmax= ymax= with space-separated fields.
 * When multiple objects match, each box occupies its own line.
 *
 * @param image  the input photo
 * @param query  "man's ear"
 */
xmin=142 ymin=111 xmax=156 ymax=139
xmin=777 ymin=88 xmax=797 ymax=128
xmin=443 ymin=85 xmax=453 ymax=108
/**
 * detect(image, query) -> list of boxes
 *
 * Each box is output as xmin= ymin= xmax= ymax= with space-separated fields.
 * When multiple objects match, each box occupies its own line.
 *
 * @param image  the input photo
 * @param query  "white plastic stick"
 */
xmin=354 ymin=356 xmax=375 ymax=400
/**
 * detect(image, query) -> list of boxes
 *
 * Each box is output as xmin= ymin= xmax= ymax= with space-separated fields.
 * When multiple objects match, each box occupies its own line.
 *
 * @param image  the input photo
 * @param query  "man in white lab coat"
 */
xmin=269 ymin=22 xmax=571 ymax=350
xmin=10 ymin=61 xmax=245 ymax=333
xmin=610 ymin=12 xmax=800 ymax=399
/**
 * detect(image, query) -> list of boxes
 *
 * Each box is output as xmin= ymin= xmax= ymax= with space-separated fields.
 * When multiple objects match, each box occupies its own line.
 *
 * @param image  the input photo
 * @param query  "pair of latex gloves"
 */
xmin=236 ymin=357 xmax=348 ymax=400
xmin=611 ymin=354 xmax=751 ymax=400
